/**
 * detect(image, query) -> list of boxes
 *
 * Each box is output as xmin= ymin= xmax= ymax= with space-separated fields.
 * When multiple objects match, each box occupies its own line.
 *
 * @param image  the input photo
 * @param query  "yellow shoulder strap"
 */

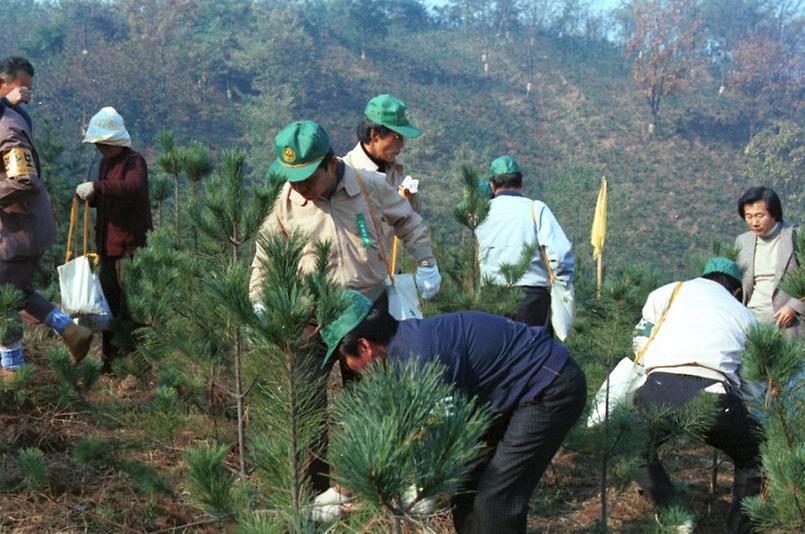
xmin=353 ymin=169 xmax=393 ymax=280
xmin=532 ymin=200 xmax=555 ymax=285
xmin=635 ymin=281 xmax=684 ymax=364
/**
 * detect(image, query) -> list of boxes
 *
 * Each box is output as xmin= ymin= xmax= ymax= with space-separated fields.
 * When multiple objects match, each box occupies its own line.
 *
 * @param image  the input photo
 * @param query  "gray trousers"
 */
xmin=0 ymin=256 xmax=55 ymax=340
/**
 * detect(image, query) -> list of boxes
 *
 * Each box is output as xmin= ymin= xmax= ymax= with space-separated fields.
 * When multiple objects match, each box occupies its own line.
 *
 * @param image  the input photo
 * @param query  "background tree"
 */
xmin=623 ymin=0 xmax=702 ymax=135
xmin=730 ymin=30 xmax=804 ymax=134
xmin=744 ymin=120 xmax=804 ymax=224
xmin=330 ymin=0 xmax=389 ymax=61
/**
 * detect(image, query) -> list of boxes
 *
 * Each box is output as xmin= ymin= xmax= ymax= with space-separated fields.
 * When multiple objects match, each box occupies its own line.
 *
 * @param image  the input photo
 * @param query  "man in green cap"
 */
xmin=344 ymin=94 xmax=422 ymax=209
xmin=249 ymin=120 xmax=439 ymax=306
xmin=248 ymin=119 xmax=440 ymax=494
xmin=630 ymin=257 xmax=761 ymax=534
xmin=343 ymin=95 xmax=427 ymax=271
xmin=321 ymin=290 xmax=586 ymax=532
xmin=475 ymin=155 xmax=574 ymax=333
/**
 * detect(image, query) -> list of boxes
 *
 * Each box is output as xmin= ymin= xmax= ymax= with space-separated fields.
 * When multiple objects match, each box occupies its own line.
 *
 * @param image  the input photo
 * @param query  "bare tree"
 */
xmin=623 ymin=0 xmax=702 ymax=135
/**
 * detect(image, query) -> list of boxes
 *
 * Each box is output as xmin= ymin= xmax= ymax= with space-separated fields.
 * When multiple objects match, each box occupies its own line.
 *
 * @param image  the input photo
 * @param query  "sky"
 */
xmin=425 ymin=0 xmax=622 ymax=13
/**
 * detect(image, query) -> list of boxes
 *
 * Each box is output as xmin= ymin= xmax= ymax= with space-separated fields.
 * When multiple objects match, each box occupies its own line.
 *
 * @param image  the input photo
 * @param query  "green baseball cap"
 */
xmin=478 ymin=178 xmax=492 ymax=198
xmin=489 ymin=155 xmax=521 ymax=178
xmin=321 ymin=290 xmax=374 ymax=366
xmin=364 ymin=95 xmax=422 ymax=139
xmin=269 ymin=120 xmax=332 ymax=182
xmin=703 ymin=257 xmax=742 ymax=282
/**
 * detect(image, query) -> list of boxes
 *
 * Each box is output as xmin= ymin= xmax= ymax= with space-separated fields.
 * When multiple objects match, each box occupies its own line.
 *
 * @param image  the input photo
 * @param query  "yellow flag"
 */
xmin=591 ymin=177 xmax=607 ymax=260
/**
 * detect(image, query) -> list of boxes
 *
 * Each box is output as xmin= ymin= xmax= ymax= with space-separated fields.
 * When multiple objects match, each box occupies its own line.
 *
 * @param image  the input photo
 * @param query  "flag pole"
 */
xmin=597 ymin=252 xmax=603 ymax=298
xmin=591 ymin=176 xmax=607 ymax=299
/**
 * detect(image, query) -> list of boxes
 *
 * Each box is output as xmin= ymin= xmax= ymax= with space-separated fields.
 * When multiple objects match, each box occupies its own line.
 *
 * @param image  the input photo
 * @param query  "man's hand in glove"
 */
xmin=415 ymin=263 xmax=441 ymax=300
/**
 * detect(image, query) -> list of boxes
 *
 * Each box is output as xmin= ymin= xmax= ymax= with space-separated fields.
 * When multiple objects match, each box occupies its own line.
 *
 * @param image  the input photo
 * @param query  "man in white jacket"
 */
xmin=633 ymin=257 xmax=760 ymax=534
xmin=475 ymin=155 xmax=574 ymax=332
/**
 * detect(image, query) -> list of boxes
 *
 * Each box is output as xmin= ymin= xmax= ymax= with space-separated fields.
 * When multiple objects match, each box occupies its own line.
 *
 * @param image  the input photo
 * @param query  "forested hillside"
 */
xmin=1 ymin=2 xmax=803 ymax=532
xmin=2 ymin=0 xmax=802 ymax=277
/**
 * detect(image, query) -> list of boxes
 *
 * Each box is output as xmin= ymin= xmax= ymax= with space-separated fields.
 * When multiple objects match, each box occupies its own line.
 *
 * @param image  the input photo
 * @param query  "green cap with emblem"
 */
xmin=489 ymin=155 xmax=521 ymax=178
xmin=321 ymin=290 xmax=374 ymax=366
xmin=364 ymin=94 xmax=422 ymax=139
xmin=702 ymin=256 xmax=742 ymax=283
xmin=269 ymin=120 xmax=332 ymax=182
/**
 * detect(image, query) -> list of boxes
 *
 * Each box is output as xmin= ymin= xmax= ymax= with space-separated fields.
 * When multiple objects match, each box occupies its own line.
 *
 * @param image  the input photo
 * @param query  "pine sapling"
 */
xmin=155 ymin=130 xmax=184 ymax=248
xmin=329 ymin=360 xmax=490 ymax=530
xmin=184 ymin=441 xmax=247 ymax=520
xmin=18 ymin=447 xmax=48 ymax=492
xmin=190 ymin=149 xmax=280 ymax=477
xmin=741 ymin=323 xmax=805 ymax=531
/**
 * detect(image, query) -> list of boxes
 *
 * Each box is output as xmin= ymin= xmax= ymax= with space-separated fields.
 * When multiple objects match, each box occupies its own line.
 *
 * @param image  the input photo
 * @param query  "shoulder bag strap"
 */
xmin=531 ymin=200 xmax=555 ymax=286
xmin=65 ymin=196 xmax=80 ymax=263
xmin=353 ymin=169 xmax=393 ymax=280
xmin=634 ymin=281 xmax=684 ymax=365
xmin=64 ymin=197 xmax=99 ymax=266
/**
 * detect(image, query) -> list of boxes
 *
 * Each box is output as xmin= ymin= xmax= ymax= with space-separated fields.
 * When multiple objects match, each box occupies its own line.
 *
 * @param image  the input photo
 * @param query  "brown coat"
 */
xmin=89 ymin=147 xmax=152 ymax=257
xmin=249 ymin=163 xmax=434 ymax=302
xmin=0 ymin=106 xmax=56 ymax=260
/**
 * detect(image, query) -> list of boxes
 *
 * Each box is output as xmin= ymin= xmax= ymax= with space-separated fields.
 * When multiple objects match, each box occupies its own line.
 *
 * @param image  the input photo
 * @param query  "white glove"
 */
xmin=253 ymin=303 xmax=266 ymax=318
xmin=401 ymin=175 xmax=419 ymax=194
xmin=311 ymin=487 xmax=348 ymax=522
xmin=415 ymin=264 xmax=441 ymax=300
xmin=402 ymin=484 xmax=437 ymax=516
xmin=75 ymin=182 xmax=95 ymax=200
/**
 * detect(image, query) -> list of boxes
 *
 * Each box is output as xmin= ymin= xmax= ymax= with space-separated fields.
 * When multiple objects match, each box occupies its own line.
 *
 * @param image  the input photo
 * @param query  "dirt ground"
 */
xmin=1 ymin=340 xmax=735 ymax=533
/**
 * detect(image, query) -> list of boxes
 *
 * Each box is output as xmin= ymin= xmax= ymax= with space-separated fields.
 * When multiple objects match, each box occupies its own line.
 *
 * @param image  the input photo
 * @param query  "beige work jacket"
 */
xmin=342 ymin=143 xmax=421 ymax=212
xmin=249 ymin=163 xmax=433 ymax=302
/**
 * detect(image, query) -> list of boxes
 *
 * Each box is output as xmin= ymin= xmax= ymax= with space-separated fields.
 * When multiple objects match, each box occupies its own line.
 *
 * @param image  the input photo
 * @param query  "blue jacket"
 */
xmin=388 ymin=311 xmax=569 ymax=413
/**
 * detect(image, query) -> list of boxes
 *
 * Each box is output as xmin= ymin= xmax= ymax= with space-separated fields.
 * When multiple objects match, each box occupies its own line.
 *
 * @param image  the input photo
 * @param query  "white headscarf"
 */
xmin=83 ymin=106 xmax=131 ymax=147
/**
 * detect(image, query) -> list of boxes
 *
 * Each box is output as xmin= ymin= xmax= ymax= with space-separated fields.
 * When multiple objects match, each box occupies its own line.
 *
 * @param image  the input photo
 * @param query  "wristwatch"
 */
xmin=418 ymin=257 xmax=436 ymax=268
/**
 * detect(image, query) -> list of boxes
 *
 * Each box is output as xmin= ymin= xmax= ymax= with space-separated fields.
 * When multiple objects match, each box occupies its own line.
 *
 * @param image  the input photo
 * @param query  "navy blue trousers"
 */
xmin=451 ymin=357 xmax=587 ymax=533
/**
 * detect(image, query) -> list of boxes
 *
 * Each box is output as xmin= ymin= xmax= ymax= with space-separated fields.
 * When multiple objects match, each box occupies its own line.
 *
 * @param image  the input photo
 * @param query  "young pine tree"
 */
xmin=740 ymin=230 xmax=805 ymax=531
xmin=189 ymin=148 xmax=278 ymax=475
xmin=190 ymin=231 xmax=344 ymax=531
xmin=154 ymin=131 xmax=184 ymax=248
xmin=432 ymin=165 xmax=527 ymax=316
xmin=329 ymin=360 xmax=490 ymax=531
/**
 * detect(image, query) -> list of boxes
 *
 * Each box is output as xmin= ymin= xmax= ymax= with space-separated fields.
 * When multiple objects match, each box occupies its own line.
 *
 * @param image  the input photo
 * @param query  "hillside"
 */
xmin=5 ymin=1 xmax=795 ymax=282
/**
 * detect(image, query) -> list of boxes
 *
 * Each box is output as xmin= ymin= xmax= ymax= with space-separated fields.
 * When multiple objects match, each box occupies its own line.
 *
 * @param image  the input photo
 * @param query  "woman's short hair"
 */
xmin=737 ymin=186 xmax=783 ymax=222
xmin=356 ymin=117 xmax=393 ymax=143
xmin=338 ymin=306 xmax=399 ymax=358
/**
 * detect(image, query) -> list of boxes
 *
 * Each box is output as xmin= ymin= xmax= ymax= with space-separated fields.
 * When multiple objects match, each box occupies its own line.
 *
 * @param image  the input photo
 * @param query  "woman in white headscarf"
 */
xmin=75 ymin=107 xmax=152 ymax=371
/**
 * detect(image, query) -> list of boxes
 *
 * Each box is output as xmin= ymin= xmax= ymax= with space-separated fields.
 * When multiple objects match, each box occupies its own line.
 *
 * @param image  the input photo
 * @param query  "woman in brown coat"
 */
xmin=76 ymin=107 xmax=152 ymax=371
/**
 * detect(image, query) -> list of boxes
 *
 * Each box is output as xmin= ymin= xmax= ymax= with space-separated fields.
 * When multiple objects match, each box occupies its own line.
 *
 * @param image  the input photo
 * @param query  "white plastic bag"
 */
xmin=58 ymin=255 xmax=112 ymax=330
xmin=386 ymin=274 xmax=423 ymax=320
xmin=550 ymin=281 xmax=575 ymax=341
xmin=586 ymin=356 xmax=646 ymax=427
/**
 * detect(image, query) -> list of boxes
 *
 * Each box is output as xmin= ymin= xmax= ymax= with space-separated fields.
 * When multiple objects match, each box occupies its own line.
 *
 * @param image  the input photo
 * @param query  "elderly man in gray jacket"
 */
xmin=0 ymin=56 xmax=92 ymax=380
